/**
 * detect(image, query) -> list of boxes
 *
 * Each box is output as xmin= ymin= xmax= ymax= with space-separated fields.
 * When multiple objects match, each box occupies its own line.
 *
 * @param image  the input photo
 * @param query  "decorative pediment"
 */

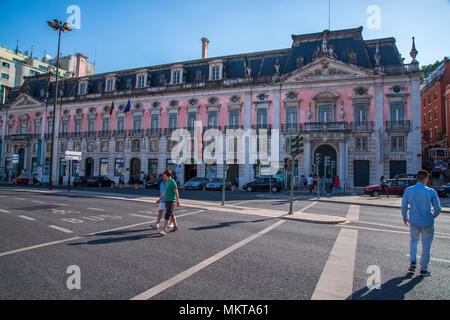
xmin=283 ymin=57 xmax=373 ymax=83
xmin=9 ymin=93 xmax=44 ymax=108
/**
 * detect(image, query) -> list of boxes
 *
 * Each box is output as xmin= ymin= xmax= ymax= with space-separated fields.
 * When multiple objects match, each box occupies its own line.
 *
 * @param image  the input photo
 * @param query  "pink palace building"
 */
xmin=0 ymin=27 xmax=422 ymax=188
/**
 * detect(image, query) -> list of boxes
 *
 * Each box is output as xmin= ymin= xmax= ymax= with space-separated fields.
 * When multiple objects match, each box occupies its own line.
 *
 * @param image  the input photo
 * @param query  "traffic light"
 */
xmin=315 ymin=153 xmax=321 ymax=165
xmin=290 ymin=135 xmax=304 ymax=157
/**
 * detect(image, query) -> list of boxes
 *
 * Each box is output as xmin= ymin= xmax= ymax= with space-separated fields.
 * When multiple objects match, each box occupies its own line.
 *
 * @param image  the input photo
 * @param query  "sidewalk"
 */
xmin=298 ymin=193 xmax=450 ymax=213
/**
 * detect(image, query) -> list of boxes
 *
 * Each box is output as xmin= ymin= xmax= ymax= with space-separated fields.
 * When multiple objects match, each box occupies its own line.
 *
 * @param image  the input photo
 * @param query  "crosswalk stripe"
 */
xmin=18 ymin=215 xmax=36 ymax=221
xmin=0 ymin=209 xmax=10 ymax=213
xmin=48 ymin=225 xmax=74 ymax=234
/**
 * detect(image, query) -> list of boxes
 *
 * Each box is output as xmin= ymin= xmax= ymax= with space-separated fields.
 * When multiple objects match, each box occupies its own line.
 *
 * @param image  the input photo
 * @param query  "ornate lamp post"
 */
xmin=47 ymin=20 xmax=72 ymax=190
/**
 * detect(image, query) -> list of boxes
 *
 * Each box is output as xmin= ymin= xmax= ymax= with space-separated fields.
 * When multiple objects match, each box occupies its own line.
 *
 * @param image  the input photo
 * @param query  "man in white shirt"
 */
xmin=307 ymin=174 xmax=314 ymax=193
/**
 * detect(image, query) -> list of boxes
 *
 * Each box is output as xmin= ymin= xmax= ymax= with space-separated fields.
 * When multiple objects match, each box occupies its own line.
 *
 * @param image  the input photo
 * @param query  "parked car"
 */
xmin=15 ymin=174 xmax=30 ymax=185
xmin=394 ymin=173 xmax=417 ymax=179
xmin=364 ymin=178 xmax=417 ymax=197
xmin=436 ymin=183 xmax=450 ymax=198
xmin=145 ymin=177 xmax=163 ymax=189
xmin=205 ymin=178 xmax=232 ymax=191
xmin=183 ymin=177 xmax=209 ymax=190
xmin=243 ymin=178 xmax=282 ymax=192
xmin=73 ymin=176 xmax=88 ymax=187
xmin=86 ymin=176 xmax=115 ymax=187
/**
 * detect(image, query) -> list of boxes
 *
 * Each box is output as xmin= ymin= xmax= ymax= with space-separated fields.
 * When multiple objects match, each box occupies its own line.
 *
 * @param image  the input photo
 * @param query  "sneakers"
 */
xmin=150 ymin=223 xmax=159 ymax=230
xmin=408 ymin=262 xmax=416 ymax=274
xmin=159 ymin=229 xmax=167 ymax=236
xmin=171 ymin=226 xmax=179 ymax=232
xmin=168 ymin=222 xmax=174 ymax=228
xmin=420 ymin=270 xmax=431 ymax=277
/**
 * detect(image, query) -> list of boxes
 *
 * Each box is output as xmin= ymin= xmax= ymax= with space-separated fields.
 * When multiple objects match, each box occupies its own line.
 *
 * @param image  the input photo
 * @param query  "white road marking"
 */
xmin=48 ymin=225 xmax=74 ymax=234
xmin=18 ymin=215 xmax=36 ymax=221
xmin=87 ymin=207 xmax=105 ymax=211
xmin=57 ymin=203 xmax=69 ymax=207
xmin=176 ymin=209 xmax=205 ymax=218
xmin=0 ymin=209 xmax=10 ymax=213
xmin=345 ymin=205 xmax=360 ymax=221
xmin=130 ymin=214 xmax=155 ymax=219
xmin=406 ymin=254 xmax=450 ymax=264
xmin=14 ymin=198 xmax=26 ymax=201
xmin=341 ymin=225 xmax=450 ymax=240
xmin=131 ymin=219 xmax=286 ymax=300
xmin=32 ymin=200 xmax=44 ymax=204
xmin=296 ymin=202 xmax=318 ymax=213
xmin=0 ymin=208 xmax=208 ymax=257
xmin=0 ymin=237 xmax=82 ymax=257
xmin=312 ymin=205 xmax=359 ymax=300
xmin=138 ymin=210 xmax=156 ymax=214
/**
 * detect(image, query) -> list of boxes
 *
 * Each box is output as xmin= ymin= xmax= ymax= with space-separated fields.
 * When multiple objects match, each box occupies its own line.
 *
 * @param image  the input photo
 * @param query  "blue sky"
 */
xmin=0 ymin=0 xmax=449 ymax=74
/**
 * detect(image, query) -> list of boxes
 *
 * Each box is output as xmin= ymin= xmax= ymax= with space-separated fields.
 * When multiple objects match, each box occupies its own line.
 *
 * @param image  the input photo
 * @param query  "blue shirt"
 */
xmin=401 ymin=183 xmax=442 ymax=228
xmin=159 ymin=181 xmax=165 ymax=203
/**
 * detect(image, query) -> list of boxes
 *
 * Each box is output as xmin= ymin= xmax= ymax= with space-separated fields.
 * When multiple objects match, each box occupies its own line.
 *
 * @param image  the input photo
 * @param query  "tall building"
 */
xmin=0 ymin=27 xmax=422 ymax=188
xmin=421 ymin=58 xmax=450 ymax=177
xmin=0 ymin=44 xmax=94 ymax=103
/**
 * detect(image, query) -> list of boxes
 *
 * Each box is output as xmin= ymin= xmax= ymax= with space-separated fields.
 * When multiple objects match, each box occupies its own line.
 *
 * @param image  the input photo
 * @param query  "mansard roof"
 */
xmin=1 ymin=27 xmax=411 ymax=107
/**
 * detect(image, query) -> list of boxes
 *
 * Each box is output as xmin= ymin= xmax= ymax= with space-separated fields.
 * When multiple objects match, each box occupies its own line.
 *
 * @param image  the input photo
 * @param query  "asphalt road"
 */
xmin=0 ymin=186 xmax=449 ymax=300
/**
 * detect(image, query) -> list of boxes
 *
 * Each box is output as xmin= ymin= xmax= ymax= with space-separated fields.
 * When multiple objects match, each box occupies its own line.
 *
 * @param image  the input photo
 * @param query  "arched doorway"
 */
xmin=314 ymin=144 xmax=337 ymax=178
xmin=85 ymin=158 xmax=94 ymax=177
xmin=130 ymin=158 xmax=141 ymax=176
xmin=18 ymin=148 xmax=25 ymax=173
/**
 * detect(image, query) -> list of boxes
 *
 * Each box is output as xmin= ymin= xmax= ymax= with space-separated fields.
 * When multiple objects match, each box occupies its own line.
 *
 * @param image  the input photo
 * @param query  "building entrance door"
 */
xmin=314 ymin=145 xmax=337 ymax=178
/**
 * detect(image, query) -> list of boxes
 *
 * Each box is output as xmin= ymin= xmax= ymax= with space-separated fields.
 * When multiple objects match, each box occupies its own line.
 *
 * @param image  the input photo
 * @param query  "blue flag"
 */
xmin=124 ymin=99 xmax=131 ymax=113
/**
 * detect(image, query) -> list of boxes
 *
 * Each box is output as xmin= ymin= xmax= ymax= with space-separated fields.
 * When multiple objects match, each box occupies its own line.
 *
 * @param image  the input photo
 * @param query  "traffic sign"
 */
xmin=65 ymin=151 xmax=82 ymax=161
xmin=12 ymin=154 xmax=19 ymax=164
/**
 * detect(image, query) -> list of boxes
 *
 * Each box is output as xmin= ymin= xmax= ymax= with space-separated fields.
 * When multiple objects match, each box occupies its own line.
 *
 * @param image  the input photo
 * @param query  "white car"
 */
xmin=205 ymin=178 xmax=232 ymax=191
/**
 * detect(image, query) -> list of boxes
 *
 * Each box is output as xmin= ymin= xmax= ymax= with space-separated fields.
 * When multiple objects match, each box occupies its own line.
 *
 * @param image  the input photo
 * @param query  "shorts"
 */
xmin=165 ymin=201 xmax=175 ymax=220
xmin=159 ymin=202 xmax=165 ymax=211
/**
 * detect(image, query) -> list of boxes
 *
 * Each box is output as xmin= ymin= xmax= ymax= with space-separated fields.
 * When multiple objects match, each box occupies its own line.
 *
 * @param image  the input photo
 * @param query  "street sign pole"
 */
xmin=68 ymin=159 xmax=72 ymax=192
xmin=289 ymin=156 xmax=295 ymax=215
xmin=222 ymin=160 xmax=226 ymax=206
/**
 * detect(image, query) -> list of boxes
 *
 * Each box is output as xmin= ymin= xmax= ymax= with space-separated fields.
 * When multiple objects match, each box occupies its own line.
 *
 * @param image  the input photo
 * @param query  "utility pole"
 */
xmin=221 ymin=160 xmax=227 ymax=206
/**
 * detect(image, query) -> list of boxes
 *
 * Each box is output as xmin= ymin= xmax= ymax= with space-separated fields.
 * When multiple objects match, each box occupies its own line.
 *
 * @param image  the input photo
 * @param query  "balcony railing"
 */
xmin=385 ymin=120 xmax=411 ymax=132
xmin=71 ymin=132 xmax=82 ymax=138
xmin=59 ymin=132 xmax=71 ymax=139
xmin=113 ymin=130 xmax=127 ymax=137
xmin=6 ymin=134 xmax=33 ymax=141
xmin=84 ymin=131 xmax=97 ymax=138
xmin=252 ymin=124 xmax=272 ymax=130
xmin=281 ymin=123 xmax=302 ymax=133
xmin=129 ymin=129 xmax=144 ymax=137
xmin=146 ymin=128 xmax=161 ymax=137
xmin=350 ymin=121 xmax=374 ymax=132
xmin=224 ymin=125 xmax=244 ymax=130
xmin=380 ymin=63 xmax=418 ymax=74
xmin=97 ymin=130 xmax=111 ymax=138
xmin=304 ymin=122 xmax=349 ymax=131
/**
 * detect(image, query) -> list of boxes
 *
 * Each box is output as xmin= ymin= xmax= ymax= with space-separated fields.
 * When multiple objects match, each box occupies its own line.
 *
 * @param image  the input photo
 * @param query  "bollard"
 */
xmin=110 ymin=182 xmax=114 ymax=189
xmin=119 ymin=183 xmax=123 ymax=189
xmin=134 ymin=183 xmax=138 ymax=190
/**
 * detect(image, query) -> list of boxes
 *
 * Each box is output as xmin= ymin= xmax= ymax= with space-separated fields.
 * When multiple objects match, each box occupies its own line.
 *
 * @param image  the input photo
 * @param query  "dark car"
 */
xmin=73 ymin=176 xmax=88 ymax=187
xmin=184 ymin=177 xmax=209 ymax=190
xmin=364 ymin=178 xmax=417 ymax=197
xmin=243 ymin=178 xmax=282 ymax=192
xmin=86 ymin=176 xmax=115 ymax=187
xmin=145 ymin=177 xmax=163 ymax=189
xmin=436 ymin=183 xmax=450 ymax=198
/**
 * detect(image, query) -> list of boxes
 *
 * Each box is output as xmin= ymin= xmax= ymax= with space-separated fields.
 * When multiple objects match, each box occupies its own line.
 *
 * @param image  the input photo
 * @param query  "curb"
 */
xmin=307 ymin=198 xmax=450 ymax=214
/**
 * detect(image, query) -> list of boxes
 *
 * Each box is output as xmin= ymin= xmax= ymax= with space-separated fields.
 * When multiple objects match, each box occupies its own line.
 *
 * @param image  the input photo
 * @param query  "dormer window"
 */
xmin=136 ymin=74 xmax=146 ymax=89
xmin=173 ymin=71 xmax=181 ymax=84
xmin=209 ymin=60 xmax=223 ymax=81
xmin=212 ymin=66 xmax=220 ymax=80
xmin=106 ymin=78 xmax=115 ymax=92
xmin=79 ymin=82 xmax=86 ymax=95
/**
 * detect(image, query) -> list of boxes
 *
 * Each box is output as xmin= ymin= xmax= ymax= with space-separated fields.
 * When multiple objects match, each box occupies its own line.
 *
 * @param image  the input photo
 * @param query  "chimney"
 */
xmin=201 ymin=37 xmax=209 ymax=59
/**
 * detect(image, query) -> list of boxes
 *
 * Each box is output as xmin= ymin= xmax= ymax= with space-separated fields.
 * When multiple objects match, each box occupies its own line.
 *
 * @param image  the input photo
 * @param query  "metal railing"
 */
xmin=281 ymin=123 xmax=302 ymax=133
xmin=385 ymin=120 xmax=411 ymax=131
xmin=380 ymin=63 xmax=418 ymax=74
xmin=146 ymin=128 xmax=161 ymax=137
xmin=350 ymin=121 xmax=374 ymax=132
xmin=304 ymin=122 xmax=349 ymax=131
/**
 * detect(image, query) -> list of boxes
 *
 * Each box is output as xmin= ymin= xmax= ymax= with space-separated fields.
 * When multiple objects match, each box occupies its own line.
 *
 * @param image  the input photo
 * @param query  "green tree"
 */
xmin=421 ymin=59 xmax=443 ymax=80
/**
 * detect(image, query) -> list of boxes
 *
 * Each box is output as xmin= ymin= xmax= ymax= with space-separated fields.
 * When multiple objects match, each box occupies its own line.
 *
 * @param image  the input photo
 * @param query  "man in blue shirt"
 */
xmin=401 ymin=170 xmax=441 ymax=276
xmin=150 ymin=175 xmax=174 ymax=230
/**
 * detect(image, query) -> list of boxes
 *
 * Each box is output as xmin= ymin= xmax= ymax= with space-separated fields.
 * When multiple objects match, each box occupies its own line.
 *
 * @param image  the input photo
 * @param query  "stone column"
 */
xmin=409 ymin=77 xmax=422 ymax=173
xmin=339 ymin=141 xmax=346 ymax=187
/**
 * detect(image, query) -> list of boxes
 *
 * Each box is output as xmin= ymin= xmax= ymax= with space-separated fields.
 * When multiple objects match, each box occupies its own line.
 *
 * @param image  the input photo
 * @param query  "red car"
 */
xmin=15 ymin=174 xmax=30 ymax=185
xmin=364 ymin=178 xmax=417 ymax=197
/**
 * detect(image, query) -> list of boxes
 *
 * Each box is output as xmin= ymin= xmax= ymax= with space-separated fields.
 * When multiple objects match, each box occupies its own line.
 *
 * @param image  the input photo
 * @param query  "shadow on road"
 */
xmin=348 ymin=274 xmax=424 ymax=300
xmin=189 ymin=218 xmax=273 ymax=231
xmin=67 ymin=228 xmax=165 ymax=245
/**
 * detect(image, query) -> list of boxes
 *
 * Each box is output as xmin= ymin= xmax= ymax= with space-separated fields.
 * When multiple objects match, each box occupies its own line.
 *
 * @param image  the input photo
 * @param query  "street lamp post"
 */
xmin=47 ymin=20 xmax=72 ymax=190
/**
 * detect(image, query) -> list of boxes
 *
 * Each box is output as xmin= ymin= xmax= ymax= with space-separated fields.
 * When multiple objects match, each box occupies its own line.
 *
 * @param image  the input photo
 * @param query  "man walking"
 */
xmin=150 ymin=175 xmax=174 ymax=230
xmin=401 ymin=170 xmax=441 ymax=277
xmin=156 ymin=170 xmax=180 ymax=236
xmin=307 ymin=174 xmax=313 ymax=193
